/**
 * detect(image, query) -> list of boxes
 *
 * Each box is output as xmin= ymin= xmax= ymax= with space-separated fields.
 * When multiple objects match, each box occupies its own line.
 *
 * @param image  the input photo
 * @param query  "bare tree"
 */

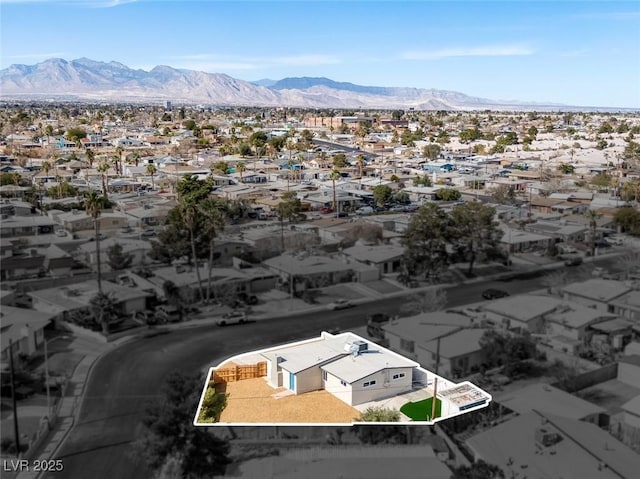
xmin=400 ymin=288 xmax=448 ymax=316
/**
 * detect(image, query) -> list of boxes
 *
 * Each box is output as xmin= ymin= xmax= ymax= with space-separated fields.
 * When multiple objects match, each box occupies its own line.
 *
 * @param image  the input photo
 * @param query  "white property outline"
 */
xmin=193 ymin=331 xmax=492 ymax=426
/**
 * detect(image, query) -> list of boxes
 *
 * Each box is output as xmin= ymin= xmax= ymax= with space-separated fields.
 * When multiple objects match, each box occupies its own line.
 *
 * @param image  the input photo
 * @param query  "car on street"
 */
xmin=216 ymin=311 xmax=248 ymax=326
xmin=320 ymin=207 xmax=333 ymax=214
xmin=155 ymin=304 xmax=182 ymax=323
xmin=482 ymin=289 xmax=510 ymax=300
xmin=564 ymin=256 xmax=583 ymax=266
xmin=327 ymin=299 xmax=354 ymax=310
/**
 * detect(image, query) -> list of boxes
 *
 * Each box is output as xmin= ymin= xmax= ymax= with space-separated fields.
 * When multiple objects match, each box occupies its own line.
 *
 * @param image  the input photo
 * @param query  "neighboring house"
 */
xmin=0 ymin=248 xmax=45 ymax=281
xmin=123 ymin=204 xmax=172 ymax=228
xmin=42 ymin=244 xmax=75 ymax=277
xmin=27 ymin=279 xmax=153 ymax=321
xmin=0 ymin=214 xmax=57 ymax=237
xmin=479 ymin=294 xmax=564 ymax=333
xmin=74 ymin=237 xmax=152 ymax=272
xmin=0 ymin=306 xmax=54 ymax=362
xmin=421 ymin=328 xmax=490 ymax=379
xmin=499 ymin=227 xmax=553 ymax=254
xmin=618 ymin=355 xmax=640 ymax=388
xmin=262 ymin=253 xmax=355 ymax=289
xmin=610 ymin=290 xmax=640 ymax=321
xmin=544 ymin=302 xmax=618 ymax=344
xmin=0 ymin=199 xmax=35 ymax=216
xmin=562 ymin=279 xmax=633 ymax=313
xmin=466 ymin=411 xmax=640 ymax=479
xmin=57 ymin=210 xmax=128 ymax=234
xmin=621 ymin=395 xmax=640 ymax=429
xmin=342 ymin=243 xmax=404 ymax=276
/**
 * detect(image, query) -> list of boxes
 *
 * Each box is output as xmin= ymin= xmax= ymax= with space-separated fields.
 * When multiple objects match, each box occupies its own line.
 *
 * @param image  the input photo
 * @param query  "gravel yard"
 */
xmin=216 ymin=377 xmax=361 ymax=424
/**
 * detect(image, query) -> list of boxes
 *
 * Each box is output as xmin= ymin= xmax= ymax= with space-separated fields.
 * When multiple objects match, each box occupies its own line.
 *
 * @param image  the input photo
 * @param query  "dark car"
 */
xmin=564 ymin=256 xmax=583 ymax=266
xmin=482 ymin=289 xmax=510 ymax=300
xmin=336 ymin=211 xmax=349 ymax=218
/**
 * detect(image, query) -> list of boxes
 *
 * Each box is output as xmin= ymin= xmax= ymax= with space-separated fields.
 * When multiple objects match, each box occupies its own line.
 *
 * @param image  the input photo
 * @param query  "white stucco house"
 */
xmin=195 ymin=331 xmax=492 ymax=425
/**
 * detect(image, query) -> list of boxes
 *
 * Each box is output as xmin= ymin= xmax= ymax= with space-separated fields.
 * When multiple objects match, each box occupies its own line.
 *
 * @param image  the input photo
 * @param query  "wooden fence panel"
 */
xmin=212 ymin=361 xmax=267 ymax=384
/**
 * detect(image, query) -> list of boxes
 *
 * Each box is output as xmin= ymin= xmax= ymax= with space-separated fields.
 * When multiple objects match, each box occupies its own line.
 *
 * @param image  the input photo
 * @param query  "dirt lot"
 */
xmin=216 ymin=377 xmax=361 ymax=424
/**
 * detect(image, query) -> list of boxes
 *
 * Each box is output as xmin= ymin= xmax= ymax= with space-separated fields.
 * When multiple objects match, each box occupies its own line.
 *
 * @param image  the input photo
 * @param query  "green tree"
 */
xmin=413 ymin=175 xmax=432 ymax=187
xmin=65 ymin=127 xmax=87 ymax=143
xmin=459 ymin=128 xmax=482 ymax=144
xmin=355 ymin=406 xmax=401 ymax=422
xmin=329 ymin=169 xmax=342 ymax=213
xmin=134 ymin=372 xmax=231 ymax=478
xmin=146 ymin=164 xmax=157 ymax=189
xmin=422 ymin=144 xmax=441 ymax=160
xmin=97 ymin=161 xmax=110 ymax=200
xmin=400 ymin=288 xmax=448 ymax=316
xmin=401 ymin=204 xmax=451 ymax=281
xmin=89 ymin=291 xmax=119 ymax=335
xmin=197 ymin=385 xmax=229 ymax=423
xmin=372 ymin=184 xmax=393 ymax=207
xmin=276 ymin=191 xmax=302 ymax=251
xmin=450 ymin=202 xmax=503 ymax=276
xmin=83 ymin=191 xmax=108 ymax=293
xmin=235 ymin=161 xmax=246 ymax=183
xmin=591 ymin=173 xmax=612 ymax=190
xmin=106 ymin=242 xmax=133 ymax=271
xmin=85 ymin=148 xmax=96 ymax=168
xmin=489 ymin=184 xmax=517 ymax=205
xmin=435 ymin=188 xmax=461 ymax=201
xmin=595 ymin=139 xmax=608 ymax=150
xmin=557 ymin=163 xmax=575 ymax=174
xmin=623 ymin=141 xmax=640 ymax=169
xmin=332 ymin=153 xmax=348 ymax=168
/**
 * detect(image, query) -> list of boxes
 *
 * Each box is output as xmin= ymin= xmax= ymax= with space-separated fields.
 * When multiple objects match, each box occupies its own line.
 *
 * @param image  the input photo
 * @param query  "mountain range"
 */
xmin=0 ymin=57 xmax=568 ymax=110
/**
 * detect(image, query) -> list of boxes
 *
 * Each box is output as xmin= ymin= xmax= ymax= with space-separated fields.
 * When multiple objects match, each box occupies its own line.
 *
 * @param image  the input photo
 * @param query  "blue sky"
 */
xmin=1 ymin=0 xmax=639 ymax=108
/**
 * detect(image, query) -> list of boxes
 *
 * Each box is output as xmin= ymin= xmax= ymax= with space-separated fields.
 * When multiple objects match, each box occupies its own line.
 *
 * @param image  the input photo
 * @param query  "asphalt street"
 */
xmin=44 ymin=258 xmax=619 ymax=479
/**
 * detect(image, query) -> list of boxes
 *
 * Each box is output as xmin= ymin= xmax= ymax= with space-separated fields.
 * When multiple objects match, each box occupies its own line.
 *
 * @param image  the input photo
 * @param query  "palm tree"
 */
xmin=584 ymin=208 xmax=602 ymax=257
xmin=132 ymin=152 xmax=141 ymax=167
xmin=329 ymin=169 xmax=342 ymax=216
xmin=41 ymin=160 xmax=52 ymax=183
xmin=356 ymin=154 xmax=365 ymax=179
xmin=286 ymin=158 xmax=296 ymax=190
xmin=86 ymin=148 xmax=95 ymax=168
xmin=97 ymin=161 xmax=110 ymax=200
xmin=84 ymin=190 xmax=108 ymax=294
xmin=180 ymin=200 xmax=204 ymax=300
xmin=199 ymin=198 xmax=228 ymax=302
xmin=114 ymin=145 xmax=124 ymax=174
xmin=146 ymin=164 xmax=157 ymax=189
xmin=235 ymin=161 xmax=246 ymax=183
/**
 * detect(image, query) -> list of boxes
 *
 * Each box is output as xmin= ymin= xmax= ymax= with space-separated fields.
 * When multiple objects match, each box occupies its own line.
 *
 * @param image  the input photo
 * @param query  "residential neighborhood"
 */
xmin=2 ymin=104 xmax=640 ymax=479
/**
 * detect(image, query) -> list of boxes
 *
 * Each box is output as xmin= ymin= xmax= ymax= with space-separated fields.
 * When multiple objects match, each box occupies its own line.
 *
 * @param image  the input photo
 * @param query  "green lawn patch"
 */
xmin=400 ymin=397 xmax=442 ymax=421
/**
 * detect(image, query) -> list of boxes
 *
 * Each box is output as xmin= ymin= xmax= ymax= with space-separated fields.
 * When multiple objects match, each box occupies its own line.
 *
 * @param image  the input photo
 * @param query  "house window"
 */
xmin=392 ymin=373 xmax=406 ymax=380
xmin=363 ymin=380 xmax=377 ymax=388
xmin=340 ymin=380 xmax=347 ymax=387
xmin=607 ymin=305 xmax=614 ymax=313
xmin=322 ymin=371 xmax=327 ymax=381
xmin=400 ymin=339 xmax=415 ymax=353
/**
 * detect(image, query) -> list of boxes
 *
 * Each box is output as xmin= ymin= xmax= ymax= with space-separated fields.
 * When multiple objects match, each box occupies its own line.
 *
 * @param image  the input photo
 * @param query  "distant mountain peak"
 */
xmin=0 ymin=57 xmax=570 ymax=110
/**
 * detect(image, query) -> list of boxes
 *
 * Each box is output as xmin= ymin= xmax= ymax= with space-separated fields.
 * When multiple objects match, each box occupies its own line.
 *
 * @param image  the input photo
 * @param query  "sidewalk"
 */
xmin=15 ymin=337 xmax=128 ymax=479
xmin=15 ymin=249 xmax=623 ymax=477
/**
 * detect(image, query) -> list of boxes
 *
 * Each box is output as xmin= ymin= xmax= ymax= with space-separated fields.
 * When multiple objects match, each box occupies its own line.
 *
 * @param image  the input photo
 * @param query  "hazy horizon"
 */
xmin=1 ymin=0 xmax=639 ymax=108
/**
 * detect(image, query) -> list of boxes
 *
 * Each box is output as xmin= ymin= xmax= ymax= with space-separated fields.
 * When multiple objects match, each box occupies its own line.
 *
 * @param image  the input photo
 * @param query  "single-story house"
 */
xmin=479 ymin=294 xmax=564 ymax=334
xmin=0 ymin=306 xmax=55 ymax=364
xmin=342 ymin=243 xmax=404 ymax=276
xmin=74 ymin=237 xmax=152 ymax=272
xmin=263 ymin=253 xmax=355 ymax=289
xmin=562 ymin=279 xmax=633 ymax=313
xmin=609 ymin=290 xmax=640 ymax=321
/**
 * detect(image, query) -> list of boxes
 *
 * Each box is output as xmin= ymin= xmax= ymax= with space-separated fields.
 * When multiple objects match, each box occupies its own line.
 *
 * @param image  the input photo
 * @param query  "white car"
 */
xmin=217 ymin=311 xmax=248 ymax=326
xmin=327 ymin=299 xmax=353 ymax=310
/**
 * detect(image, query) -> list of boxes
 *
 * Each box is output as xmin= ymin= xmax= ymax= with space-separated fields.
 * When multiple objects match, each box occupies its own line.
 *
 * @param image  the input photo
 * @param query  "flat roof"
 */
xmin=497 ymin=383 xmax=605 ymax=420
xmin=481 ymin=295 xmax=563 ymax=322
xmin=261 ymin=336 xmax=349 ymax=374
xmin=563 ymin=279 xmax=632 ymax=302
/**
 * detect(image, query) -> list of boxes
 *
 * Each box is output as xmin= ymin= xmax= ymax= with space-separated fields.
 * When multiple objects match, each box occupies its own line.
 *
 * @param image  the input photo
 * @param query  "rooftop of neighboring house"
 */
xmin=0 ymin=305 xmax=55 ymax=352
xmin=152 ymin=264 xmax=276 ymax=288
xmin=74 ymin=237 xmax=151 ymax=254
xmin=480 ymin=294 xmax=564 ymax=323
xmin=422 ymin=328 xmax=490 ymax=358
xmin=562 ymin=279 xmax=633 ymax=303
xmin=382 ymin=312 xmax=474 ymax=342
xmin=609 ymin=289 xmax=640 ymax=310
xmin=341 ymin=243 xmax=404 ymax=264
xmin=27 ymin=279 xmax=153 ymax=313
xmin=544 ymin=302 xmax=618 ymax=329
xmin=621 ymin=394 xmax=640 ymax=416
xmin=466 ymin=411 xmax=640 ymax=479
xmin=497 ymin=383 xmax=606 ymax=420
xmin=263 ymin=252 xmax=353 ymax=276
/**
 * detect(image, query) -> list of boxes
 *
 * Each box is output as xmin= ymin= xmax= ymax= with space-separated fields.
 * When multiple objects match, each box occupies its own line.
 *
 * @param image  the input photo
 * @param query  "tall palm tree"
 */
xmin=235 ymin=161 xmax=246 ymax=183
xmin=180 ymin=200 xmax=204 ymax=300
xmin=286 ymin=158 xmax=296 ymax=190
xmin=132 ymin=152 xmax=141 ymax=167
xmin=199 ymin=198 xmax=228 ymax=302
xmin=146 ymin=164 xmax=157 ymax=189
xmin=329 ymin=169 xmax=342 ymax=216
xmin=97 ymin=161 xmax=110 ymax=200
xmin=356 ymin=154 xmax=365 ymax=179
xmin=84 ymin=190 xmax=107 ymax=294
xmin=584 ymin=209 xmax=602 ymax=257
xmin=114 ymin=145 xmax=124 ymax=175
xmin=85 ymin=148 xmax=95 ymax=168
xmin=41 ymin=160 xmax=52 ymax=182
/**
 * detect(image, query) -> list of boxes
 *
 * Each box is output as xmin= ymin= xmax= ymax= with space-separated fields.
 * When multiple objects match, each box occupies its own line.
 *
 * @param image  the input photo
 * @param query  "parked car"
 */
xmin=604 ymin=236 xmax=624 ymax=246
xmin=140 ymin=228 xmax=156 ymax=237
xmin=366 ymin=313 xmax=391 ymax=340
xmin=564 ymin=256 xmax=583 ymax=266
xmin=355 ymin=206 xmax=374 ymax=215
xmin=482 ymin=289 xmax=510 ymax=300
xmin=319 ymin=207 xmax=333 ymax=214
xmin=327 ymin=299 xmax=354 ymax=310
xmin=155 ymin=304 xmax=182 ymax=323
xmin=216 ymin=311 xmax=248 ymax=326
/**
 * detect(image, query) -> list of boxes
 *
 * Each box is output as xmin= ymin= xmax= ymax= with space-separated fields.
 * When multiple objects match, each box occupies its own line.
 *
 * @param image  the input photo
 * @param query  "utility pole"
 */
xmin=8 ymin=339 xmax=21 ymax=456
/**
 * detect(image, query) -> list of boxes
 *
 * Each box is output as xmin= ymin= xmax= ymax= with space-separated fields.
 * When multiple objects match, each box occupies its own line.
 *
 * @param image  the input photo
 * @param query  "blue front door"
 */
xmin=289 ymin=373 xmax=295 ymax=391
